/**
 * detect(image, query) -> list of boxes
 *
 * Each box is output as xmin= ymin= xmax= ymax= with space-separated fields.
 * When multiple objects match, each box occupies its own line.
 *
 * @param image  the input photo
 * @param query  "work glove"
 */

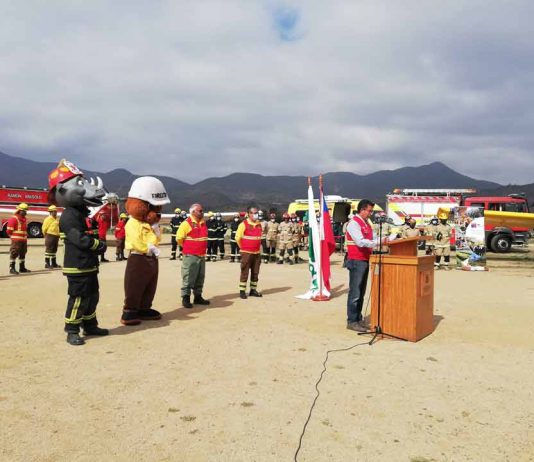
xmin=436 ymin=232 xmax=443 ymax=241
xmin=148 ymin=244 xmax=161 ymax=257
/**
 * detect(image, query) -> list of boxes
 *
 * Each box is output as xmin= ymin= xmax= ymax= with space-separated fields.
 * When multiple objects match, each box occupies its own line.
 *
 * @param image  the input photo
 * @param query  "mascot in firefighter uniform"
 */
xmin=120 ymin=177 xmax=170 ymax=326
xmin=48 ymin=159 xmax=108 ymax=346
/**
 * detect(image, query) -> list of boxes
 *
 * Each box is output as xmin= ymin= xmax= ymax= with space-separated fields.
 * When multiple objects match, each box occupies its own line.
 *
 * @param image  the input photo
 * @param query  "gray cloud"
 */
xmin=1 ymin=0 xmax=533 ymax=184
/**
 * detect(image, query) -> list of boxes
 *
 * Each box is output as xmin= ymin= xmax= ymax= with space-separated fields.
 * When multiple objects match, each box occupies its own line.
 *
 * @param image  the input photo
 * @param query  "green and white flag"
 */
xmin=296 ymin=183 xmax=321 ymax=299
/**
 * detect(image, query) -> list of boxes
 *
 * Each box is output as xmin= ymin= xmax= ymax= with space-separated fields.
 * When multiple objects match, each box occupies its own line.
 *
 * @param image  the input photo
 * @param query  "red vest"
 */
xmin=114 ymin=220 xmax=126 ymax=240
xmin=346 ymin=215 xmax=373 ymax=261
xmin=239 ymin=219 xmax=262 ymax=253
xmin=183 ymin=217 xmax=208 ymax=256
xmin=6 ymin=214 xmax=27 ymax=241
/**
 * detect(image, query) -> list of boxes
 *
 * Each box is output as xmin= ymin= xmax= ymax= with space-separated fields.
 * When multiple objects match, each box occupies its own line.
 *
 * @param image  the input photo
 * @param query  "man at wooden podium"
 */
xmin=345 ymin=199 xmax=387 ymax=332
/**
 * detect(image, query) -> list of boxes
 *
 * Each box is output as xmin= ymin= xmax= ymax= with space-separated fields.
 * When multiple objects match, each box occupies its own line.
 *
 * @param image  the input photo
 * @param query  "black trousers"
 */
xmin=64 ymin=273 xmax=100 ymax=333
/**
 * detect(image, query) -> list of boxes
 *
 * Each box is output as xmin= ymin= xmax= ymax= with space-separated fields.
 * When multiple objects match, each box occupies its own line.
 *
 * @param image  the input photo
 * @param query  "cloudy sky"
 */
xmin=1 ymin=0 xmax=533 ymax=184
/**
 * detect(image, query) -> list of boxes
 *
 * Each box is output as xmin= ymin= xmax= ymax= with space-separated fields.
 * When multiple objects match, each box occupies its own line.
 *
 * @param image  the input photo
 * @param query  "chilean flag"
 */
xmin=319 ymin=189 xmax=336 ymax=291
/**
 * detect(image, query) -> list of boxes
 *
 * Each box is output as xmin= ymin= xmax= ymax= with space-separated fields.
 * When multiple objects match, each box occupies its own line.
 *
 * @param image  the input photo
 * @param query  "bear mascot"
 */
xmin=121 ymin=176 xmax=170 ymax=325
xmin=48 ymin=159 xmax=109 ymax=346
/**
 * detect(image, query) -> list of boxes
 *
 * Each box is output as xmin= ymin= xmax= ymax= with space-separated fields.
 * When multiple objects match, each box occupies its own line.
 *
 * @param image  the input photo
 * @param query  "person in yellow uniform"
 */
xmin=42 ymin=204 xmax=61 ymax=269
xmin=120 ymin=177 xmax=169 ymax=325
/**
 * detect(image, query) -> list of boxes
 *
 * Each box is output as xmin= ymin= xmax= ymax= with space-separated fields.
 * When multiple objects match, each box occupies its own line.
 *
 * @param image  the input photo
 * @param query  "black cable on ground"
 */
xmin=294 ymin=340 xmax=370 ymax=461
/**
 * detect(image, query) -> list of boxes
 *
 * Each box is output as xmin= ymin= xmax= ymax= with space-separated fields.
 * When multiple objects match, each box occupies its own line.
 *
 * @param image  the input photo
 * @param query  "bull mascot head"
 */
xmin=48 ymin=159 xmax=106 ymax=208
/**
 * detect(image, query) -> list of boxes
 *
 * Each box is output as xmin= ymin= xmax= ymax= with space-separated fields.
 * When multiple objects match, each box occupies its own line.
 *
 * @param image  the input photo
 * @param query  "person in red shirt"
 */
xmin=235 ymin=206 xmax=263 ymax=299
xmin=96 ymin=212 xmax=111 ymax=262
xmin=6 ymin=203 xmax=31 ymax=274
xmin=345 ymin=199 xmax=387 ymax=332
xmin=114 ymin=213 xmax=128 ymax=261
xmin=176 ymin=203 xmax=210 ymax=308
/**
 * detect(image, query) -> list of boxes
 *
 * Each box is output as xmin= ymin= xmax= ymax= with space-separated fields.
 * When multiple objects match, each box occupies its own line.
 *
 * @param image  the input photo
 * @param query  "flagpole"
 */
xmin=313 ymin=174 xmax=329 ymax=301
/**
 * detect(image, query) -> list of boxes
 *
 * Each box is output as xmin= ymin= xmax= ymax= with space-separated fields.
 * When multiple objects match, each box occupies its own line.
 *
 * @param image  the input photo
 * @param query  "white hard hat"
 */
xmin=128 ymin=176 xmax=170 ymax=206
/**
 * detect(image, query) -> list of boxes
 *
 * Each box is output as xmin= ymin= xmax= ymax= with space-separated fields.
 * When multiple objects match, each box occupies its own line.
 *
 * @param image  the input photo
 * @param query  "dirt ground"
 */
xmin=1 ymin=238 xmax=533 ymax=462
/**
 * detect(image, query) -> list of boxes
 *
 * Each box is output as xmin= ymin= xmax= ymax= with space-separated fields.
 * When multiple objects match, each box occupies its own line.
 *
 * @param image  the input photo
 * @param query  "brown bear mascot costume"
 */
xmin=121 ymin=176 xmax=170 ymax=325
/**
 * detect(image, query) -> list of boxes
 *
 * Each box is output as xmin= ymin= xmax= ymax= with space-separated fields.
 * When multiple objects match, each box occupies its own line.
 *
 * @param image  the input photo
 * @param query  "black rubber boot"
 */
xmin=240 ymin=290 xmax=248 ymax=299
xmin=121 ymin=310 xmax=141 ymax=325
xmin=9 ymin=262 xmax=18 ymax=275
xmin=277 ymin=260 xmax=283 ymax=265
xmin=193 ymin=295 xmax=210 ymax=305
xmin=83 ymin=326 xmax=109 ymax=336
xmin=19 ymin=262 xmax=31 ymax=273
xmin=249 ymin=289 xmax=263 ymax=297
xmin=170 ymin=252 xmax=176 ymax=260
xmin=182 ymin=296 xmax=193 ymax=309
xmin=51 ymin=258 xmax=61 ymax=268
xmin=288 ymin=260 xmax=294 ymax=266
xmin=100 ymin=255 xmax=109 ymax=263
xmin=139 ymin=308 xmax=162 ymax=320
xmin=45 ymin=258 xmax=52 ymax=269
xmin=66 ymin=332 xmax=85 ymax=346
xmin=229 ymin=257 xmax=235 ymax=263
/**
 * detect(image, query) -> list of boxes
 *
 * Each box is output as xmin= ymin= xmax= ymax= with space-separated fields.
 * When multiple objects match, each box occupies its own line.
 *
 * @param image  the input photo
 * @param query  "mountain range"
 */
xmin=1 ymin=151 xmax=532 ymax=211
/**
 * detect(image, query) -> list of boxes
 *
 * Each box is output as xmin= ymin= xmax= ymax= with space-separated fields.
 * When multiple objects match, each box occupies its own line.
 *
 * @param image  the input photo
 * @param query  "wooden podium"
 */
xmin=369 ymin=237 xmax=434 ymax=342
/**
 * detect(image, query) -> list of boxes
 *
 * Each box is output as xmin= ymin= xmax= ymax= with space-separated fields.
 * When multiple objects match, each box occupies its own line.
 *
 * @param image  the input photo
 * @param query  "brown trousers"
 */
xmin=45 ymin=234 xmax=59 ymax=255
xmin=10 ymin=240 xmax=27 ymax=261
xmin=240 ymin=252 xmax=261 ymax=290
xmin=123 ymin=254 xmax=159 ymax=311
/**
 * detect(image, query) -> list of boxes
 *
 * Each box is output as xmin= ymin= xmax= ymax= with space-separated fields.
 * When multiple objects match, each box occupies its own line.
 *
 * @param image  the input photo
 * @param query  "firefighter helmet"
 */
xmin=128 ymin=176 xmax=170 ymax=206
xmin=16 ymin=203 xmax=29 ymax=211
xmin=120 ymin=213 xmax=128 ymax=219
xmin=174 ymin=208 xmax=181 ymax=214
xmin=438 ymin=211 xmax=449 ymax=220
xmin=48 ymin=159 xmax=84 ymax=191
xmin=48 ymin=204 xmax=57 ymax=212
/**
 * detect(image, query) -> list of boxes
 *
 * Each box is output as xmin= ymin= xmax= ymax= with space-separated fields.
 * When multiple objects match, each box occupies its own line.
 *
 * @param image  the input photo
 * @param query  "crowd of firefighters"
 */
xmin=4 ymin=203 xmax=453 ymax=274
xmin=168 ymin=208 xmax=309 ymax=265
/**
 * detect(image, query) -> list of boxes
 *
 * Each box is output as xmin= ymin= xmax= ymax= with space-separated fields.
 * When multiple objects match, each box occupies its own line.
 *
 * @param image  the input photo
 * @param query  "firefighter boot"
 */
xmin=182 ymin=295 xmax=193 ymax=309
xmin=249 ymin=289 xmax=262 ymax=297
xmin=45 ymin=258 xmax=52 ymax=269
xmin=170 ymin=252 xmax=176 ymax=260
xmin=83 ymin=325 xmax=109 ymax=336
xmin=19 ymin=262 xmax=31 ymax=273
xmin=240 ymin=290 xmax=248 ymax=299
xmin=51 ymin=257 xmax=61 ymax=268
xmin=100 ymin=255 xmax=110 ymax=263
xmin=9 ymin=261 xmax=18 ymax=275
xmin=193 ymin=295 xmax=210 ymax=305
xmin=66 ymin=332 xmax=85 ymax=346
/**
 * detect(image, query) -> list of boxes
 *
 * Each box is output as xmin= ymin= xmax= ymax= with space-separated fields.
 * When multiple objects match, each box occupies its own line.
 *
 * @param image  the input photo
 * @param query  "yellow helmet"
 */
xmin=438 ymin=211 xmax=449 ymax=220
xmin=16 ymin=203 xmax=29 ymax=211
xmin=48 ymin=204 xmax=57 ymax=212
xmin=120 ymin=213 xmax=128 ymax=219
xmin=174 ymin=208 xmax=181 ymax=214
xmin=207 ymin=211 xmax=214 ymax=218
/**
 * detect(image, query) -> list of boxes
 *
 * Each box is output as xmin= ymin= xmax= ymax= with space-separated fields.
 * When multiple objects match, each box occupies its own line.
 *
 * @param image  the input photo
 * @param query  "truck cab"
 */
xmin=464 ymin=195 xmax=531 ymax=252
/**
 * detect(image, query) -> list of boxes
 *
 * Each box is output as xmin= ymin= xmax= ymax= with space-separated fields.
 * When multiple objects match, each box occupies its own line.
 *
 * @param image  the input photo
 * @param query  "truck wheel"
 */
xmin=27 ymin=222 xmax=42 ymax=238
xmin=490 ymin=234 xmax=512 ymax=253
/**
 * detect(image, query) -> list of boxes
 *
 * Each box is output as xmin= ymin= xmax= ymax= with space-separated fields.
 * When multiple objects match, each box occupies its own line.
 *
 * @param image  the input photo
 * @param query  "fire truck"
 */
xmin=386 ymin=189 xmax=533 ymax=252
xmin=0 ymin=185 xmax=120 ymax=238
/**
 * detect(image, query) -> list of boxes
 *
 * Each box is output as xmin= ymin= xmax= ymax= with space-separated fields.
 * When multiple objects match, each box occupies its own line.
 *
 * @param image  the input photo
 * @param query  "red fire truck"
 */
xmin=0 ymin=185 xmax=120 ymax=238
xmin=386 ymin=189 xmax=532 ymax=252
